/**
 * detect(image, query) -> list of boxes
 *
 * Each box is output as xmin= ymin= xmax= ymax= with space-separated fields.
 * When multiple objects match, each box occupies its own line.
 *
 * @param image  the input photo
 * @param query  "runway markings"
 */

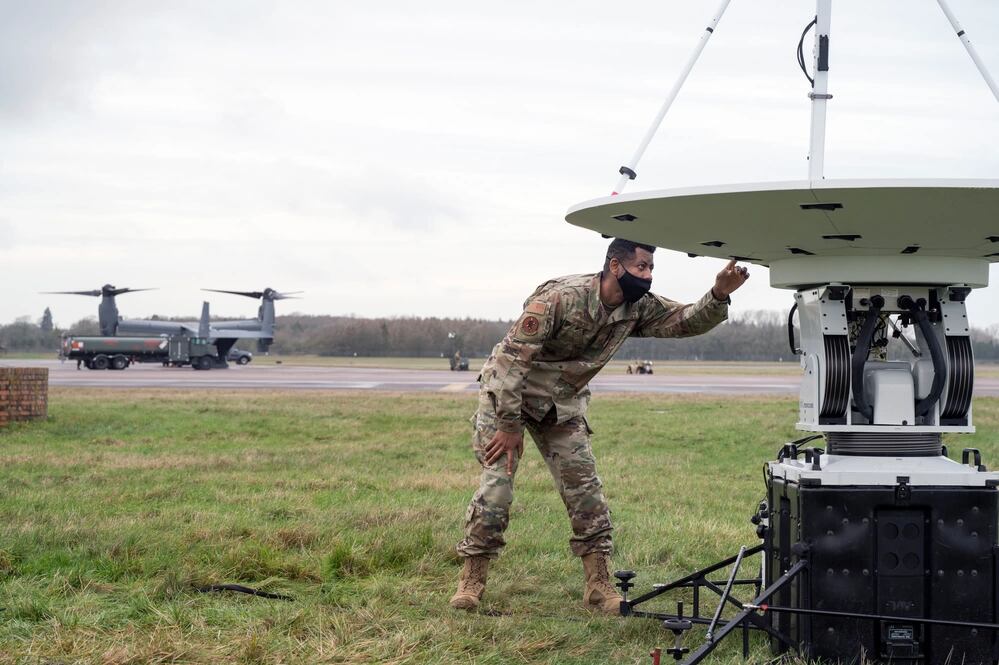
xmin=440 ymin=383 xmax=472 ymax=392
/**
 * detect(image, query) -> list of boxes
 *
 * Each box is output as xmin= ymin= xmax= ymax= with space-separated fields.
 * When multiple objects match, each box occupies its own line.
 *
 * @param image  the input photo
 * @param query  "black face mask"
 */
xmin=616 ymin=267 xmax=652 ymax=303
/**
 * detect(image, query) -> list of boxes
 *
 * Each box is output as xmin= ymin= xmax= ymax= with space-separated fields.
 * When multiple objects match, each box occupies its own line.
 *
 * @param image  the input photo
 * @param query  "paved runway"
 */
xmin=6 ymin=359 xmax=999 ymax=396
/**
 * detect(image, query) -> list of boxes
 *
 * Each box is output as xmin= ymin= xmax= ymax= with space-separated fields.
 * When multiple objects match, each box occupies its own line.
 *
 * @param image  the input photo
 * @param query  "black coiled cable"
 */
xmin=910 ymin=307 xmax=946 ymax=418
xmin=851 ymin=296 xmax=884 ymax=422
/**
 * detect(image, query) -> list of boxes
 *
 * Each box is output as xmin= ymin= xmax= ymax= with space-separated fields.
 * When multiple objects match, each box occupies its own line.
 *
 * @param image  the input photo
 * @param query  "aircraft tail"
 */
xmin=257 ymin=299 xmax=274 ymax=353
xmin=199 ymin=302 xmax=211 ymax=338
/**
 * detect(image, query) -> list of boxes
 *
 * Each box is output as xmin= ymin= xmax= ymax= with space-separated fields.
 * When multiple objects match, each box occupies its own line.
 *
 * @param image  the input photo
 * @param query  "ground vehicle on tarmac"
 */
xmin=449 ymin=351 xmax=469 ymax=371
xmin=160 ymin=345 xmax=253 ymax=369
xmin=626 ymin=360 xmax=654 ymax=375
xmin=61 ymin=335 xmax=222 ymax=370
xmin=226 ymin=347 xmax=253 ymax=365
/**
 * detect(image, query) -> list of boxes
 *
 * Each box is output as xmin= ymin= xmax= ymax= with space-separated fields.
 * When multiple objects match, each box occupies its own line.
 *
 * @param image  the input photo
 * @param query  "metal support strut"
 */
xmin=807 ymin=0 xmax=832 ymax=181
xmin=611 ymin=0 xmax=733 ymax=196
xmin=609 ymin=1 xmax=999 ymax=196
xmin=682 ymin=560 xmax=808 ymax=665
xmin=936 ymin=0 xmax=999 ymax=104
xmin=705 ymin=545 xmax=746 ymax=641
xmin=743 ymin=603 xmax=999 ymax=633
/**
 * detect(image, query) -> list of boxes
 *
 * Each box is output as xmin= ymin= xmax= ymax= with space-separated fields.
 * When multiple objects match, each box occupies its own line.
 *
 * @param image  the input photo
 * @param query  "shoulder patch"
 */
xmin=511 ymin=299 xmax=552 ymax=343
xmin=525 ymin=300 xmax=547 ymax=315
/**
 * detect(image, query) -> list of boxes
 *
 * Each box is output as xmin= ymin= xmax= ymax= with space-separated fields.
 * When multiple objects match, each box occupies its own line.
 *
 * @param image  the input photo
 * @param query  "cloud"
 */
xmin=334 ymin=169 xmax=461 ymax=232
xmin=0 ymin=218 xmax=13 ymax=248
xmin=0 ymin=1 xmax=276 ymax=121
xmin=0 ymin=3 xmax=96 ymax=118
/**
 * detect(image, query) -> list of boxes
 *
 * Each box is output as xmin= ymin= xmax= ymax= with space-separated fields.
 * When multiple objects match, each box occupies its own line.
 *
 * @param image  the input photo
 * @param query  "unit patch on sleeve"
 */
xmin=511 ymin=298 xmax=552 ymax=343
xmin=521 ymin=316 xmax=540 ymax=335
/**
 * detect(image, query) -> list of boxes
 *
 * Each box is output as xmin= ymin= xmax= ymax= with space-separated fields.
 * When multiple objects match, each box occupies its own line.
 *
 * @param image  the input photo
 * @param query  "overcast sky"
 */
xmin=2 ymin=1 xmax=998 ymax=329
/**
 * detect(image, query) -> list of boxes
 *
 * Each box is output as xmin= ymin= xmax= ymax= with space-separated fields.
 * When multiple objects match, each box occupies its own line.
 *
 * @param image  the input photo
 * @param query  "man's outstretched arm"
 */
xmin=636 ymin=259 xmax=749 ymax=338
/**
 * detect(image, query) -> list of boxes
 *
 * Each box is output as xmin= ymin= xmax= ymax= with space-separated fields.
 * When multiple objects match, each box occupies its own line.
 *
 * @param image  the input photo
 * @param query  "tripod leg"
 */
xmin=612 ymin=0 xmax=734 ymax=195
xmin=935 ymin=0 xmax=999 ymax=103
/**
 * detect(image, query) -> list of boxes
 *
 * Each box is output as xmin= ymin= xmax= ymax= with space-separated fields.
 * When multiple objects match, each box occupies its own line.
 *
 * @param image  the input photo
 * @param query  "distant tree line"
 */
xmin=3 ymin=309 xmax=999 ymax=362
xmin=265 ymin=310 xmax=999 ymax=363
xmin=268 ymin=315 xmax=510 ymax=358
xmin=0 ymin=312 xmax=99 ymax=353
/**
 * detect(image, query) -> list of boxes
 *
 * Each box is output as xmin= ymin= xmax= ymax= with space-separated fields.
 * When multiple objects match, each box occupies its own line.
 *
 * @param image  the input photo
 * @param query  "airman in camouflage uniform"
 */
xmin=450 ymin=238 xmax=750 ymax=613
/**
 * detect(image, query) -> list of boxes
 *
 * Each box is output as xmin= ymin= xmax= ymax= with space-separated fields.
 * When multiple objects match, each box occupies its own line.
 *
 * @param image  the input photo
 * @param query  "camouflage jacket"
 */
xmin=480 ymin=273 xmax=730 ymax=432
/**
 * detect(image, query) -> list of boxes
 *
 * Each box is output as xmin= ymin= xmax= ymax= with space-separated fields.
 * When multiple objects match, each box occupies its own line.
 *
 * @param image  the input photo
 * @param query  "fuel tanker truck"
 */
xmin=61 ymin=335 xmax=222 ymax=370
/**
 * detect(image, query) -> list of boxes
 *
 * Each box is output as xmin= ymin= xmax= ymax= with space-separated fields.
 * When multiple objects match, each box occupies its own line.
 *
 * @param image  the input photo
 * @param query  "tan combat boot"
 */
xmin=449 ymin=556 xmax=489 ymax=610
xmin=581 ymin=552 xmax=624 ymax=614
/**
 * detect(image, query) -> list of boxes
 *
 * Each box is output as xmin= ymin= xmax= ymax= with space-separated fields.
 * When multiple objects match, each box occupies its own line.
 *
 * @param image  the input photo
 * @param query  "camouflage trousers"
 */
xmin=455 ymin=391 xmax=613 ymax=559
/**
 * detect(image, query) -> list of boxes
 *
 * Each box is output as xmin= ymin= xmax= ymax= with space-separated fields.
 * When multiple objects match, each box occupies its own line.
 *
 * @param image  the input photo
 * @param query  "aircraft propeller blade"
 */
xmin=41 ymin=287 xmax=156 ymax=297
xmin=202 ymin=289 xmax=264 ymax=299
xmin=202 ymin=288 xmax=303 ymax=301
xmin=109 ymin=287 xmax=155 ymax=296
xmin=41 ymin=290 xmax=103 ymax=297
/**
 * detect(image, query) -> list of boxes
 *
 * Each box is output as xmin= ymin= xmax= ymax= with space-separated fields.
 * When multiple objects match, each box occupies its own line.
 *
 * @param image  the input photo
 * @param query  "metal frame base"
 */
xmin=616 ymin=544 xmax=999 ymax=664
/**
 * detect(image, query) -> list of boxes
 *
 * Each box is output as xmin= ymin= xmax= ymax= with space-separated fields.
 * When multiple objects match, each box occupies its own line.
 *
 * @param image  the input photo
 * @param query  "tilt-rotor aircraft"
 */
xmin=45 ymin=284 xmax=298 ymax=353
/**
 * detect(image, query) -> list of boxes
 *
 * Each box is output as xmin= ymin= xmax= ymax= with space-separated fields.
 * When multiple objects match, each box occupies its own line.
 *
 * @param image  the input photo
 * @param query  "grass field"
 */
xmin=1 ymin=390 xmax=998 ymax=664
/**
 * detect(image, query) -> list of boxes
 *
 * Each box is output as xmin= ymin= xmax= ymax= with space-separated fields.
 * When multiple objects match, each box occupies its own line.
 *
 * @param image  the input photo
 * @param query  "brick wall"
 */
xmin=0 ymin=367 xmax=49 ymax=427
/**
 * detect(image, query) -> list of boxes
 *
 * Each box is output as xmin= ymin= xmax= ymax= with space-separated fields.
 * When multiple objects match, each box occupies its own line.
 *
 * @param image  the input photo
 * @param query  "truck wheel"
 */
xmin=110 ymin=355 xmax=128 ymax=370
xmin=197 ymin=356 xmax=214 ymax=370
xmin=92 ymin=355 xmax=110 ymax=370
xmin=237 ymin=356 xmax=250 ymax=365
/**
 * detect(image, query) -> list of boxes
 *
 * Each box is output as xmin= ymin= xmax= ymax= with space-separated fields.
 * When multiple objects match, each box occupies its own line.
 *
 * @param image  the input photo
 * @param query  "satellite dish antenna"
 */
xmin=567 ymin=0 xmax=999 ymax=291
xmin=577 ymin=4 xmax=999 ymax=663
